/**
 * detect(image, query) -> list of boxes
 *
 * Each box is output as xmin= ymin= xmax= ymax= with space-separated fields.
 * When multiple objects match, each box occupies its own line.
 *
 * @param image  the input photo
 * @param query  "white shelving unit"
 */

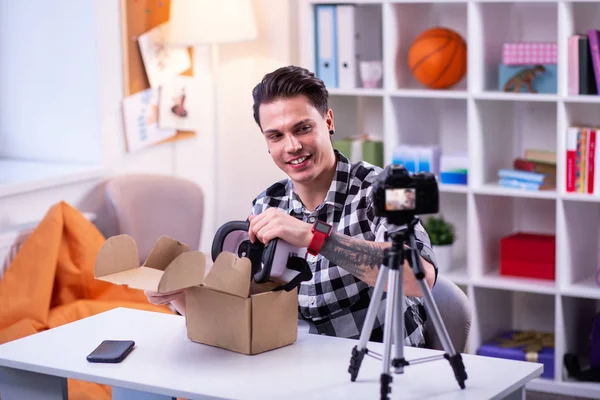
xmin=298 ymin=0 xmax=600 ymax=398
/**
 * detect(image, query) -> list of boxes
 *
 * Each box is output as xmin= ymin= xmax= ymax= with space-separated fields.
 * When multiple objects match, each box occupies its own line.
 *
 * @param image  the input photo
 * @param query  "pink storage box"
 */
xmin=502 ymin=42 xmax=558 ymax=65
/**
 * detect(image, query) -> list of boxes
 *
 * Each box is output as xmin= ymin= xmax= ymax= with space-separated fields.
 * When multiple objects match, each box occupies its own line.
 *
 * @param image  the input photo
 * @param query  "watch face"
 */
xmin=315 ymin=221 xmax=331 ymax=234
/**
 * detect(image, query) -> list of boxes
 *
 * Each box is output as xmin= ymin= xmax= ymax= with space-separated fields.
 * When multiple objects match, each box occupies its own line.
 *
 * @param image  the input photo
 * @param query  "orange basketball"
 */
xmin=408 ymin=27 xmax=467 ymax=89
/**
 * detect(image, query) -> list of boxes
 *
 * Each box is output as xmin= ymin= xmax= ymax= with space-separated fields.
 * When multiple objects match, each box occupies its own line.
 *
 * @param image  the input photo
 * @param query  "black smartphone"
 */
xmin=86 ymin=340 xmax=135 ymax=363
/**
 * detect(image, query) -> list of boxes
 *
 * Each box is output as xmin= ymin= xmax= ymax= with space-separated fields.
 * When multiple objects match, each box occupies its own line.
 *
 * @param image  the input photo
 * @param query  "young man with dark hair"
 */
xmin=146 ymin=65 xmax=437 ymax=347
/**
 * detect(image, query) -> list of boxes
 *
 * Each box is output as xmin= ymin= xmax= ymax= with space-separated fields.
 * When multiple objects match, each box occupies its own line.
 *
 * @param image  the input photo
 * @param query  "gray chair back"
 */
xmin=424 ymin=276 xmax=471 ymax=353
xmin=104 ymin=174 xmax=204 ymax=263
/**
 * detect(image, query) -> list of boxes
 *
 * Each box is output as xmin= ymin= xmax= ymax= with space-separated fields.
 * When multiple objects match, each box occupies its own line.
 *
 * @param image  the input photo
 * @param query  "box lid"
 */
xmin=94 ymin=234 xmax=252 ymax=298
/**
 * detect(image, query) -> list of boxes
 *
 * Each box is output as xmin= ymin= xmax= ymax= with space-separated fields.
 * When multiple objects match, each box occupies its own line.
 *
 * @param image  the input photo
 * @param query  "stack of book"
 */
xmin=497 ymin=149 xmax=557 ymax=191
xmin=566 ymin=126 xmax=599 ymax=194
xmin=568 ymin=29 xmax=600 ymax=96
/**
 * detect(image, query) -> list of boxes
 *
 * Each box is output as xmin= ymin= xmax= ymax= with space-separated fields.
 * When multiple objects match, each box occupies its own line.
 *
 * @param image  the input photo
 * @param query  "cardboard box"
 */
xmin=94 ymin=234 xmax=298 ymax=355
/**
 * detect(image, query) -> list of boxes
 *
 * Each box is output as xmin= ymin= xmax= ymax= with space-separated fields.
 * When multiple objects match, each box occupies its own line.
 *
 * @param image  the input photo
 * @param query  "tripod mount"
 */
xmin=347 ymin=216 xmax=467 ymax=400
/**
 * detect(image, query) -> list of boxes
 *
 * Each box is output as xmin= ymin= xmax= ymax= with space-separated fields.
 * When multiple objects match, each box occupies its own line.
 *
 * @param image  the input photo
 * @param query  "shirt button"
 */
xmin=309 ymin=217 xmax=316 ymax=223
xmin=309 ymin=297 xmax=316 ymax=305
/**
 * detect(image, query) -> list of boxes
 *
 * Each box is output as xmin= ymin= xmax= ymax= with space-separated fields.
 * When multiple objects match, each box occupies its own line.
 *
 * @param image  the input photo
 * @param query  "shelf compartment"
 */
xmin=473 ymin=99 xmax=557 ymax=187
xmin=559 ymin=200 xmax=600 ymax=290
xmin=471 ymin=194 xmax=556 ymax=281
xmin=426 ymin=191 xmax=468 ymax=277
xmin=470 ymin=287 xmax=556 ymax=358
xmin=474 ymin=2 xmax=558 ymax=93
xmin=328 ymin=96 xmax=384 ymax=141
xmin=388 ymin=2 xmax=468 ymax=90
xmin=388 ymin=97 xmax=467 ymax=166
xmin=559 ymin=296 xmax=600 ymax=386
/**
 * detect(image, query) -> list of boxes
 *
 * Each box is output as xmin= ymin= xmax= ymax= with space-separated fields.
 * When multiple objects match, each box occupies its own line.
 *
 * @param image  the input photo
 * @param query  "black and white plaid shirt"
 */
xmin=251 ymin=150 xmax=437 ymax=347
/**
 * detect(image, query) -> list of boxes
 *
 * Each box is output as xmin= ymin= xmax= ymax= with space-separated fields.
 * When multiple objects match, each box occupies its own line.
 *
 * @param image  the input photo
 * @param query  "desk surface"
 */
xmin=0 ymin=307 xmax=542 ymax=400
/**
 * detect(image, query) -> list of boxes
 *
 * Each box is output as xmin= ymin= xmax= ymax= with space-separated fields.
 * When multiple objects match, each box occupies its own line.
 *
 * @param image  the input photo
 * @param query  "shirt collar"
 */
xmin=286 ymin=150 xmax=351 ymax=215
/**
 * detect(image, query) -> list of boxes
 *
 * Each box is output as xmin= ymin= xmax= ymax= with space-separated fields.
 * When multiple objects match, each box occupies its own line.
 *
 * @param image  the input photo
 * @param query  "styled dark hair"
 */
xmin=252 ymin=65 xmax=329 ymax=130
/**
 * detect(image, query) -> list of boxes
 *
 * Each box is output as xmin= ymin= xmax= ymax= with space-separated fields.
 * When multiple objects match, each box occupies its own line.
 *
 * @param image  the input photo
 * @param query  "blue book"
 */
xmin=498 ymin=169 xmax=546 ymax=184
xmin=499 ymin=178 xmax=541 ymax=191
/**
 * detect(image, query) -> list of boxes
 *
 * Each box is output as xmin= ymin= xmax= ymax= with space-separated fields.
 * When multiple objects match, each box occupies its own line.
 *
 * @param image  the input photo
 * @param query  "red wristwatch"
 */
xmin=307 ymin=220 xmax=333 ymax=256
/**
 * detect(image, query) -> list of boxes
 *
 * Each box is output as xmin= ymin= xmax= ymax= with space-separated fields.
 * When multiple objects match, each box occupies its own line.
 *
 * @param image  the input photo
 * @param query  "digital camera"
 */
xmin=371 ymin=164 xmax=439 ymax=225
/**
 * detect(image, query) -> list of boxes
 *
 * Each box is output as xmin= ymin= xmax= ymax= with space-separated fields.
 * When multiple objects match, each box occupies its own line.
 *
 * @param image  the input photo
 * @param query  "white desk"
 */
xmin=0 ymin=307 xmax=542 ymax=400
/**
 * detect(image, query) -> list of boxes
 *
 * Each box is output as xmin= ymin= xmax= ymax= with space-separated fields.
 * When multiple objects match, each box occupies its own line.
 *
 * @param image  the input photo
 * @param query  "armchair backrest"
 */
xmin=424 ymin=276 xmax=472 ymax=353
xmin=104 ymin=174 xmax=204 ymax=262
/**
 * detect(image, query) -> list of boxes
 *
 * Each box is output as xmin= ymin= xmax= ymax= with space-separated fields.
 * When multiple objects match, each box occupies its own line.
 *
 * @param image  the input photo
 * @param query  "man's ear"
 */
xmin=326 ymin=109 xmax=335 ymax=134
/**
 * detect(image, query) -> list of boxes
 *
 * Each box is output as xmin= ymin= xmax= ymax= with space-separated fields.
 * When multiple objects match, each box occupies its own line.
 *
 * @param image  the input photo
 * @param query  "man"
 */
xmin=146 ymin=65 xmax=437 ymax=347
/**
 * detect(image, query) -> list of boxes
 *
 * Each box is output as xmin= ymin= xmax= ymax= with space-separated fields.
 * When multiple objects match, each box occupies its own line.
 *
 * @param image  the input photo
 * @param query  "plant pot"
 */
xmin=433 ymin=244 xmax=454 ymax=272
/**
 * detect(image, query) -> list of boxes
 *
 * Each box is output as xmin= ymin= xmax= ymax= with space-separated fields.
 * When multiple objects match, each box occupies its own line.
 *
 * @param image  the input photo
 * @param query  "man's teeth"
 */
xmin=290 ymin=156 xmax=307 ymax=165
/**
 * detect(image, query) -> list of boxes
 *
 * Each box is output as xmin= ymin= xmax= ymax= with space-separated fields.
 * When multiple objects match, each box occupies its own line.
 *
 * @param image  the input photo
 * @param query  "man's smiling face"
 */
xmin=259 ymin=95 xmax=335 ymax=184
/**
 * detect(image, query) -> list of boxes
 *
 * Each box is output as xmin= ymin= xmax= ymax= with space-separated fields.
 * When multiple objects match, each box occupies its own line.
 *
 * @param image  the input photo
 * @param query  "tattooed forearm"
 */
xmin=320 ymin=232 xmax=389 ymax=286
xmin=320 ymin=232 xmax=436 ymax=295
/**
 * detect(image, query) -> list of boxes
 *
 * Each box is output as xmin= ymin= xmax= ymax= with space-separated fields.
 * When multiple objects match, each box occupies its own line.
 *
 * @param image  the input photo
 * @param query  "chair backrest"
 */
xmin=104 ymin=174 xmax=204 ymax=262
xmin=424 ymin=275 xmax=471 ymax=353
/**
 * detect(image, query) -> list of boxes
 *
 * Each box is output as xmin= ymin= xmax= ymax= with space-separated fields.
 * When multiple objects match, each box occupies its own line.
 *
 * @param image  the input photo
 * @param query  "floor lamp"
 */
xmin=168 ymin=0 xmax=258 ymax=234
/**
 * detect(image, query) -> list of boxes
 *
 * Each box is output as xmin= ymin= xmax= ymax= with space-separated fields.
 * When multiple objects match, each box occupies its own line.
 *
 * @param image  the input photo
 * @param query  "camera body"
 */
xmin=372 ymin=164 xmax=439 ymax=225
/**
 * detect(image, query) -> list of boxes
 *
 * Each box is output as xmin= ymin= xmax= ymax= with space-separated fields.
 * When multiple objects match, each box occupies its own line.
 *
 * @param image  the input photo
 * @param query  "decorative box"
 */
xmin=500 ymin=232 xmax=556 ymax=280
xmin=477 ymin=330 xmax=555 ymax=379
xmin=333 ymin=135 xmax=384 ymax=168
xmin=502 ymin=42 xmax=558 ymax=65
xmin=498 ymin=64 xmax=558 ymax=94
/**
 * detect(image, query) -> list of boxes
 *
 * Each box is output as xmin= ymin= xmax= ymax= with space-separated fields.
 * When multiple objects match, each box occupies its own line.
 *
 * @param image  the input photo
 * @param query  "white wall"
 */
xmin=0 ymin=0 xmax=102 ymax=163
xmin=0 ymin=0 xmax=298 ymax=255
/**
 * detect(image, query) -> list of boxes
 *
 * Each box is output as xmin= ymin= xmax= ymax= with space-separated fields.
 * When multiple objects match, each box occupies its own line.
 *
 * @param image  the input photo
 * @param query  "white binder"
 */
xmin=336 ymin=5 xmax=356 ymax=89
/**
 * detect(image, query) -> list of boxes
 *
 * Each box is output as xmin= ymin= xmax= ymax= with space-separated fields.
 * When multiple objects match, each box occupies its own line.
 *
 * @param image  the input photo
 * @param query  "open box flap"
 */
xmin=144 ymin=235 xmax=189 ymax=271
xmin=94 ymin=234 xmax=140 ymax=278
xmin=204 ymin=252 xmax=251 ymax=298
xmin=95 ymin=234 xmax=203 ymax=293
xmin=158 ymin=250 xmax=206 ymax=293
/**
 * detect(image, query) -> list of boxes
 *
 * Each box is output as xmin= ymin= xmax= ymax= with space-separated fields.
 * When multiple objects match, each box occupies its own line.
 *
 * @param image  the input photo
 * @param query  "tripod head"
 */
xmin=383 ymin=216 xmax=427 ymax=281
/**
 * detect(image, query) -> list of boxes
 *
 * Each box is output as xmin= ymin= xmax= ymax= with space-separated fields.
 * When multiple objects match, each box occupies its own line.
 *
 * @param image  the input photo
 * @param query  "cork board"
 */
xmin=120 ymin=0 xmax=195 ymax=145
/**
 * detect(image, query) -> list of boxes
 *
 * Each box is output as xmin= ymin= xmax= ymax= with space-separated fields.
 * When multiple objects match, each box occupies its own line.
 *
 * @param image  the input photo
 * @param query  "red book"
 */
xmin=566 ymin=127 xmax=578 ymax=193
xmin=587 ymin=129 xmax=596 ymax=193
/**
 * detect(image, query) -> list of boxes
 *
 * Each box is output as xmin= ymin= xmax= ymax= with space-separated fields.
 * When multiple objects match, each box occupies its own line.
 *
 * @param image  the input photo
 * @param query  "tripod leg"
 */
xmin=348 ymin=265 xmax=389 ymax=382
xmin=392 ymin=266 xmax=406 ymax=374
xmin=380 ymin=268 xmax=401 ymax=400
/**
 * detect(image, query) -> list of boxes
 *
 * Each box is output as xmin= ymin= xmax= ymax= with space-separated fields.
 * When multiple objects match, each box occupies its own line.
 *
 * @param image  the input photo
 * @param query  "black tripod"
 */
xmin=348 ymin=216 xmax=467 ymax=400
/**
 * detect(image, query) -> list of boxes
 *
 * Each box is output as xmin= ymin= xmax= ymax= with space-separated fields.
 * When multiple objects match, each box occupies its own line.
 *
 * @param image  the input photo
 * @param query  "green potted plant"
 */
xmin=424 ymin=215 xmax=456 ymax=272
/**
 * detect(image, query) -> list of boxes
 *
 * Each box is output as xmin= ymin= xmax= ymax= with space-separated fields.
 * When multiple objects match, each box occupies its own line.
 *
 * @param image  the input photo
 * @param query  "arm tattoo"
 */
xmin=320 ymin=232 xmax=387 ymax=284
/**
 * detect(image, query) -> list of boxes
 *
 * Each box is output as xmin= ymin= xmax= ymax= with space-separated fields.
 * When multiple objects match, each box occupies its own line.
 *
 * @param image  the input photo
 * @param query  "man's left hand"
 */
xmin=248 ymin=208 xmax=312 ymax=248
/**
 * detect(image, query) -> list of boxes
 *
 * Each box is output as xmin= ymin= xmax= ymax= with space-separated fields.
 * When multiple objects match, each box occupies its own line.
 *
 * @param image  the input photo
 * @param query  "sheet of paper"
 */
xmin=122 ymin=88 xmax=176 ymax=152
xmin=158 ymin=76 xmax=202 ymax=131
xmin=138 ymin=22 xmax=192 ymax=88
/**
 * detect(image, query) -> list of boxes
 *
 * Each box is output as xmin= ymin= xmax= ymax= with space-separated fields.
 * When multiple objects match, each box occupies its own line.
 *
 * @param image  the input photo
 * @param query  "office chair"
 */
xmin=424 ymin=275 xmax=472 ymax=353
xmin=92 ymin=174 xmax=205 ymax=263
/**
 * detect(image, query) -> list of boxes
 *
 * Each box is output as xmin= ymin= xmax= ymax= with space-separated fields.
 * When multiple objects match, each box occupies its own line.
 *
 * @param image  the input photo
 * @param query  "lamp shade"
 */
xmin=168 ymin=0 xmax=258 ymax=45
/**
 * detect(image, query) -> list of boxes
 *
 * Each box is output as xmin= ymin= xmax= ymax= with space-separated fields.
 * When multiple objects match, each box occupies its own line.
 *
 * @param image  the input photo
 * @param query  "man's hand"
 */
xmin=248 ymin=208 xmax=312 ymax=248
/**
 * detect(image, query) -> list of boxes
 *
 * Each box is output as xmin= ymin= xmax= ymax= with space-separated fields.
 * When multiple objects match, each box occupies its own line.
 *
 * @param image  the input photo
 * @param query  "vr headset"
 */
xmin=211 ymin=220 xmax=313 ymax=292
